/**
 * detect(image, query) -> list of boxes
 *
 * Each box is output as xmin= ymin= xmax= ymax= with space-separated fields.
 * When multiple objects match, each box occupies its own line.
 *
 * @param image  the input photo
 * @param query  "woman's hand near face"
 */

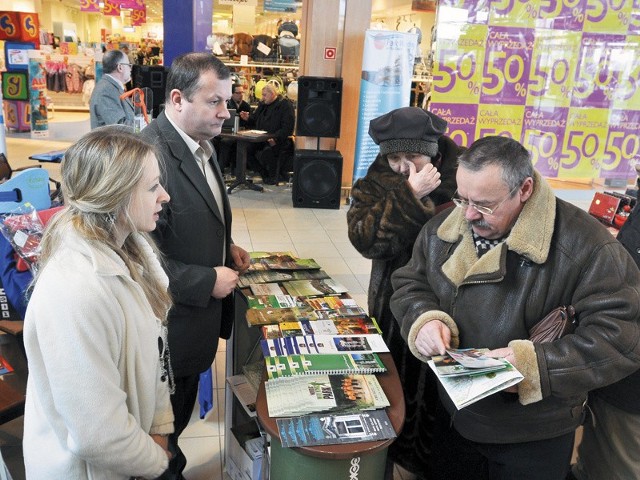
xmin=407 ymin=161 xmax=441 ymax=199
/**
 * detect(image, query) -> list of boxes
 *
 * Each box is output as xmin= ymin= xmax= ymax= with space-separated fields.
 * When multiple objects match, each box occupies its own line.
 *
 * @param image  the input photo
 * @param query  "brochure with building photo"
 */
xmin=283 ymin=278 xmax=349 ymax=297
xmin=246 ymin=294 xmax=306 ymax=310
xmin=238 ymin=269 xmax=330 ymax=288
xmin=246 ymin=307 xmax=319 ymax=327
xmin=277 ymin=409 xmax=396 ymax=448
xmin=248 ymin=282 xmax=285 ymax=296
xmin=259 ymin=254 xmax=321 ymax=271
xmin=259 ymin=318 xmax=380 ymax=339
xmin=265 ymin=373 xmax=390 ymax=417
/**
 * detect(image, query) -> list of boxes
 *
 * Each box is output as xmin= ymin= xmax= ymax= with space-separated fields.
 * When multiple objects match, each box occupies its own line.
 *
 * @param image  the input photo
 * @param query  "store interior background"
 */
xmin=6 ymin=0 xmax=439 ymax=185
xmin=1 ymin=0 xmax=621 ymax=479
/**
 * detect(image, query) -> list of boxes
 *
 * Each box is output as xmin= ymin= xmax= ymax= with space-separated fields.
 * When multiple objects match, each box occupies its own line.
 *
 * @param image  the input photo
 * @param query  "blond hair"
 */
xmin=36 ymin=125 xmax=172 ymax=320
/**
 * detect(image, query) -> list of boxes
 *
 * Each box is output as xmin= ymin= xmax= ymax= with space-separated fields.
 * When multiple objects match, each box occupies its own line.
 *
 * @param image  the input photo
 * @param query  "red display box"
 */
xmin=0 ymin=12 xmax=39 ymax=47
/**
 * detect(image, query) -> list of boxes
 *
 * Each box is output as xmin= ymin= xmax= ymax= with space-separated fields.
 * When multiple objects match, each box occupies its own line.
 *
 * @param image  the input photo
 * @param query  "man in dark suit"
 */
xmin=141 ymin=52 xmax=250 ymax=480
xmin=89 ymin=49 xmax=135 ymax=129
xmin=239 ymin=83 xmax=295 ymax=184
xmin=228 ymin=83 xmax=252 ymax=126
xmin=215 ymin=83 xmax=252 ymax=172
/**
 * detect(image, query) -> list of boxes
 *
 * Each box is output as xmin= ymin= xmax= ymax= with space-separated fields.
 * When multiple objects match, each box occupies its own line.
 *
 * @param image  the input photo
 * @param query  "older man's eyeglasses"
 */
xmin=452 ymin=185 xmax=520 ymax=216
xmin=119 ymin=63 xmax=132 ymax=68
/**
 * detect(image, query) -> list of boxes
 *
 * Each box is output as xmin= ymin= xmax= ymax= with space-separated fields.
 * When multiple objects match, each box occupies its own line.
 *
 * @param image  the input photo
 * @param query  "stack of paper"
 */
xmin=265 ymin=373 xmax=390 ymax=417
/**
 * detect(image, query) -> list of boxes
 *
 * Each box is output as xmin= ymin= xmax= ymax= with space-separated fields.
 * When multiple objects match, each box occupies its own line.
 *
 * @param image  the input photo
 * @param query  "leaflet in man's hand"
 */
xmin=433 ymin=348 xmax=510 ymax=376
xmin=428 ymin=353 xmax=523 ymax=410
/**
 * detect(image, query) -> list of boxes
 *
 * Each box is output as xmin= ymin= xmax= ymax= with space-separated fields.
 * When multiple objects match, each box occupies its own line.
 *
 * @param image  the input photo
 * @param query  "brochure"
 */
xmin=283 ymin=278 xmax=349 ymax=297
xmin=261 ymin=334 xmax=390 ymax=357
xmin=246 ymin=294 xmax=306 ymax=310
xmin=238 ymin=269 xmax=330 ymax=288
xmin=226 ymin=374 xmax=257 ymax=417
xmin=246 ymin=251 xmax=296 ymax=272
xmin=248 ymin=282 xmax=285 ymax=296
xmin=258 ymin=254 xmax=321 ymax=271
xmin=265 ymin=373 xmax=390 ymax=417
xmin=247 ymin=307 xmax=319 ymax=327
xmin=428 ymin=356 xmax=523 ymax=410
xmin=259 ymin=317 xmax=381 ymax=338
xmin=433 ymin=348 xmax=510 ymax=377
xmin=277 ymin=409 xmax=396 ymax=447
xmin=265 ymin=353 xmax=387 ymax=379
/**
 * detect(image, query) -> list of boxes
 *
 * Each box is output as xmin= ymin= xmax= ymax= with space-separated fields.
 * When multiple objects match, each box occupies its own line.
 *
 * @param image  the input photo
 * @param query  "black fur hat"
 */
xmin=369 ymin=107 xmax=447 ymax=158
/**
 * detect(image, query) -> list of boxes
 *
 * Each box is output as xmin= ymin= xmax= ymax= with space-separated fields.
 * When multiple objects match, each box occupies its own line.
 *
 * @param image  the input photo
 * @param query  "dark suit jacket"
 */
xmin=246 ymin=96 xmax=295 ymax=142
xmin=89 ymin=75 xmax=135 ymax=129
xmin=227 ymin=98 xmax=251 ymax=128
xmin=142 ymin=111 xmax=234 ymax=378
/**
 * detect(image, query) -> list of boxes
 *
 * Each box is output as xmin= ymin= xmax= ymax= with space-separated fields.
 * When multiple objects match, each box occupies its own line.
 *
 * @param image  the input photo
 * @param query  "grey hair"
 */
xmin=458 ymin=136 xmax=534 ymax=191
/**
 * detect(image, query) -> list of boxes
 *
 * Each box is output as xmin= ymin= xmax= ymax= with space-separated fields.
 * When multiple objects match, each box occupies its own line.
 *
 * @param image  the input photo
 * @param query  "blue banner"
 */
xmin=352 ymin=30 xmax=418 ymax=184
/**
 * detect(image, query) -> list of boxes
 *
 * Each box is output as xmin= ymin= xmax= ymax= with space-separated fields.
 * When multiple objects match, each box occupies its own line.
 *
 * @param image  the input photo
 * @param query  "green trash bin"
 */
xmin=269 ymin=434 xmax=388 ymax=480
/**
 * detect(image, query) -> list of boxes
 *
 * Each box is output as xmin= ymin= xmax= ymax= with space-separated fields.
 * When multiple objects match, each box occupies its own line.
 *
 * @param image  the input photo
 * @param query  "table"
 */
xmin=28 ymin=150 xmax=65 ymax=163
xmin=255 ymin=352 xmax=405 ymax=479
xmin=219 ymin=131 xmax=271 ymax=194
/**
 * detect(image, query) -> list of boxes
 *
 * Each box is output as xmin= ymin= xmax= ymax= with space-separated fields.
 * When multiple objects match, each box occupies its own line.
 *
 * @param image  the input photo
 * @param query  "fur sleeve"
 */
xmin=348 ymin=168 xmax=435 ymax=259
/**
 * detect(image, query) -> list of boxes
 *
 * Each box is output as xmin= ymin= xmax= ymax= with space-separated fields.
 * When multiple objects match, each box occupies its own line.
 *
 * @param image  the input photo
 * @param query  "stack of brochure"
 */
xmin=276 ymin=410 xmax=397 ymax=447
xmin=261 ymin=334 xmax=389 ymax=357
xmin=265 ymin=373 xmax=390 ymax=417
xmin=265 ymin=353 xmax=387 ymax=379
xmin=261 ymin=316 xmax=380 ymax=339
xmin=428 ymin=348 xmax=524 ymax=410
xmin=233 ymin=251 xmax=396 ymax=448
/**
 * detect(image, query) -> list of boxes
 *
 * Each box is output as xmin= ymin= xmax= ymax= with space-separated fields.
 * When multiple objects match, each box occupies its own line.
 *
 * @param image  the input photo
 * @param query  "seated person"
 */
xmin=239 ymin=84 xmax=295 ymax=185
xmin=216 ymin=83 xmax=252 ymax=173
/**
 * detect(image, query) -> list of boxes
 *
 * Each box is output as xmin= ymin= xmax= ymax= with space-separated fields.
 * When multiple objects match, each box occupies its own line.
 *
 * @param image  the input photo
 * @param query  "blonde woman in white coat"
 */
xmin=23 ymin=126 xmax=174 ymax=479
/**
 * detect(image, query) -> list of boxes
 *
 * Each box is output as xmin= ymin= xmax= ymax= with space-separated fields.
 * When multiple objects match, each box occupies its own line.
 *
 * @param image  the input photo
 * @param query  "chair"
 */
xmin=0 ymin=153 xmax=61 ymax=203
xmin=0 ymin=153 xmax=39 ymax=183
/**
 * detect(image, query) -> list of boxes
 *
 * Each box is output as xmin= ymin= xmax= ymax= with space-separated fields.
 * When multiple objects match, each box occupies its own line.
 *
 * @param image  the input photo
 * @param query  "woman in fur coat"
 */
xmin=347 ymin=107 xmax=464 ymax=479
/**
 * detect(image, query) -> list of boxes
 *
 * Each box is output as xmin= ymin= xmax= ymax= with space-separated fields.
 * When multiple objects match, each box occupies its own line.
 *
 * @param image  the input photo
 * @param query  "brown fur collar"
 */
xmin=437 ymin=171 xmax=556 ymax=286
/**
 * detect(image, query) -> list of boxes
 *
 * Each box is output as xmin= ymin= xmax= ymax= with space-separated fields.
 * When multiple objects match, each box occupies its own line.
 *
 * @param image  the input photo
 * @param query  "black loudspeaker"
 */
xmin=296 ymin=76 xmax=342 ymax=138
xmin=293 ymin=150 xmax=342 ymax=209
xmin=132 ymin=65 xmax=167 ymax=118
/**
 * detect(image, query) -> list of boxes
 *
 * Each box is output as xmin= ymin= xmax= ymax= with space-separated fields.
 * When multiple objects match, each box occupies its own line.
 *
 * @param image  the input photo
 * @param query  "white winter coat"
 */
xmin=23 ymin=229 xmax=174 ymax=479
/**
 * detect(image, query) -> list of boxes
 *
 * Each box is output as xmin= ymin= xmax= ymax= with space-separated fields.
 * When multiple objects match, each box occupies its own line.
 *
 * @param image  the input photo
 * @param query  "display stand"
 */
xmin=254 ymin=352 xmax=405 ymax=480
xmin=224 ymin=291 xmax=263 ymax=477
